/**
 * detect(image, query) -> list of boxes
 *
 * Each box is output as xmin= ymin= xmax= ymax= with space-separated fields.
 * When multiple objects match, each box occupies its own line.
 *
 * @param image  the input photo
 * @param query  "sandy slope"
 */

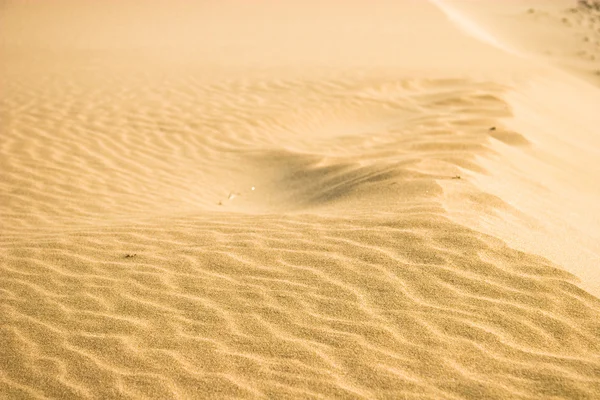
xmin=1 ymin=0 xmax=600 ymax=399
xmin=434 ymin=0 xmax=600 ymax=298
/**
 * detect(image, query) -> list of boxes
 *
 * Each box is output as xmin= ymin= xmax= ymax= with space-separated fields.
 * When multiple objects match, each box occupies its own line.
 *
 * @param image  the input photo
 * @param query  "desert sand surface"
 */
xmin=2 ymin=0 xmax=600 ymax=399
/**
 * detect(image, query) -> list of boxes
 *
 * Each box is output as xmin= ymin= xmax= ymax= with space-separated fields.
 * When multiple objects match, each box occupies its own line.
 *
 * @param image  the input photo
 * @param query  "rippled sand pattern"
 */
xmin=3 ymin=215 xmax=600 ymax=399
xmin=3 ymin=0 xmax=600 ymax=394
xmin=1 ymin=68 xmax=517 ymax=225
xmin=2 ymin=63 xmax=600 ymax=399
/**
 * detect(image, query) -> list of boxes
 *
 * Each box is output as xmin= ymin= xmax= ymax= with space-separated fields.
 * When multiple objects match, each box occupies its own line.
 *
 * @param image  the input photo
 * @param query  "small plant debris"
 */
xmin=452 ymin=175 xmax=461 ymax=180
xmin=578 ymin=0 xmax=600 ymax=11
xmin=124 ymin=254 xmax=137 ymax=258
xmin=489 ymin=127 xmax=496 ymax=131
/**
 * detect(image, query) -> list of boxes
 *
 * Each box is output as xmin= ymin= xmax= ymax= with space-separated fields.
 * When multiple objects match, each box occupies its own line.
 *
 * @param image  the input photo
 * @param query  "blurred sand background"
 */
xmin=1 ymin=0 xmax=600 ymax=398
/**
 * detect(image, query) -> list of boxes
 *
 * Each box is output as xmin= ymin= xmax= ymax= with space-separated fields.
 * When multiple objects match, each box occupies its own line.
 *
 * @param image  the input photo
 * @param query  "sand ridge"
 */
xmin=2 ymin=0 xmax=600 ymax=398
xmin=0 ymin=68 xmax=519 ymax=226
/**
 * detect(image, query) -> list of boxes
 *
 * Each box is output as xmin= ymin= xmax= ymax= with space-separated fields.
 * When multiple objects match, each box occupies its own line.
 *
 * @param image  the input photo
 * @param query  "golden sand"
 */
xmin=1 ymin=1 xmax=600 ymax=398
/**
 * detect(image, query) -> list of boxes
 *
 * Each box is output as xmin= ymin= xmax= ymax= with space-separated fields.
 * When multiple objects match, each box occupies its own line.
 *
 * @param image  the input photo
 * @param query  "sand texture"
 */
xmin=2 ymin=0 xmax=600 ymax=399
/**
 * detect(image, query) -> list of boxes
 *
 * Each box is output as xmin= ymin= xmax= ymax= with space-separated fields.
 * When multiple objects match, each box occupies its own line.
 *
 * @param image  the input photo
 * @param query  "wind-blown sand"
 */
xmin=1 ymin=1 xmax=600 ymax=398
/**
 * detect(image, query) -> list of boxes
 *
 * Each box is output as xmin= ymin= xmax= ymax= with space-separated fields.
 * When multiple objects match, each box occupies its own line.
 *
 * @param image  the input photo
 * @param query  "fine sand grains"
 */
xmin=2 ymin=213 xmax=600 ymax=399
xmin=2 ymin=0 xmax=600 ymax=399
xmin=2 ymin=67 xmax=600 ymax=399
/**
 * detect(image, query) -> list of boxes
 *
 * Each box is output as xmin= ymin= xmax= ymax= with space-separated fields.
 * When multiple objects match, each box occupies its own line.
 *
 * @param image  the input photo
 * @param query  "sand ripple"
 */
xmin=2 ymin=213 xmax=600 ymax=399
xmin=2 ymin=46 xmax=599 ymax=399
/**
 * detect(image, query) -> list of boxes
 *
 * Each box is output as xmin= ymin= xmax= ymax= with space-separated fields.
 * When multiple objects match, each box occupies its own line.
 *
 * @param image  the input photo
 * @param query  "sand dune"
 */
xmin=2 ymin=0 xmax=600 ymax=399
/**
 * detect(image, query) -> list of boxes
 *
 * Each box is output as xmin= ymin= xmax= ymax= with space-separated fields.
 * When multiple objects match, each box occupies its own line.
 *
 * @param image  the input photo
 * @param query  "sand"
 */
xmin=1 ymin=0 xmax=600 ymax=399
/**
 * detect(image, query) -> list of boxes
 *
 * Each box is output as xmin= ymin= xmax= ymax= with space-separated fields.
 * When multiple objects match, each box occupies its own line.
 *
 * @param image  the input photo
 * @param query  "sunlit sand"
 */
xmin=2 ymin=1 xmax=600 ymax=398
